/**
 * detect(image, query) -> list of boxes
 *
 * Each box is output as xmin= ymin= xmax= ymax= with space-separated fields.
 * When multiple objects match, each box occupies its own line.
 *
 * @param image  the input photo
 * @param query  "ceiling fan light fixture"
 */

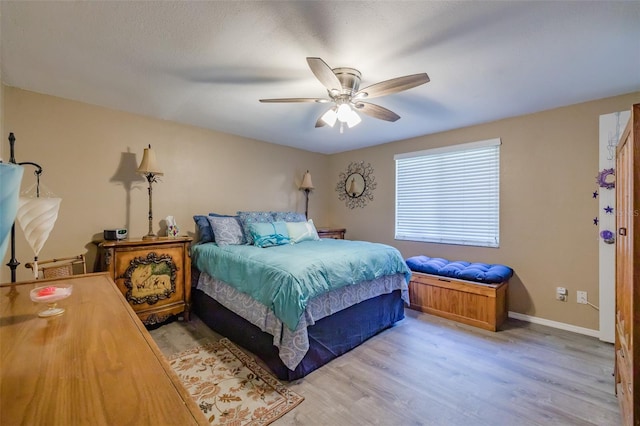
xmin=346 ymin=109 xmax=361 ymax=128
xmin=321 ymin=108 xmax=337 ymax=127
xmin=336 ymin=103 xmax=352 ymax=123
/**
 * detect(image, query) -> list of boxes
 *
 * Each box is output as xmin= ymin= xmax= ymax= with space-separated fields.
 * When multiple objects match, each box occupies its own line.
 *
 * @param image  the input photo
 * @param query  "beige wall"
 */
xmin=329 ymin=92 xmax=640 ymax=331
xmin=0 ymin=81 xmax=4 ymax=160
xmin=4 ymin=84 xmax=639 ymax=330
xmin=1 ymin=87 xmax=329 ymax=282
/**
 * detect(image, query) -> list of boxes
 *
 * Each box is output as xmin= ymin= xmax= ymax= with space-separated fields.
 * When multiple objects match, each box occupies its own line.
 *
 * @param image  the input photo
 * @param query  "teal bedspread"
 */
xmin=192 ymin=239 xmax=411 ymax=331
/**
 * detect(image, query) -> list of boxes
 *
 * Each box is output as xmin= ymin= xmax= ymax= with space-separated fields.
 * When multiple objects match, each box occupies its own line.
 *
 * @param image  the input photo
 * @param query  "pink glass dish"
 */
xmin=29 ymin=284 xmax=73 ymax=317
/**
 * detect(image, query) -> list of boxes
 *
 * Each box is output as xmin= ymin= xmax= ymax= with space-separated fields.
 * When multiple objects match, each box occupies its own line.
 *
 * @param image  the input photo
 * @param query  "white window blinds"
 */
xmin=395 ymin=138 xmax=501 ymax=248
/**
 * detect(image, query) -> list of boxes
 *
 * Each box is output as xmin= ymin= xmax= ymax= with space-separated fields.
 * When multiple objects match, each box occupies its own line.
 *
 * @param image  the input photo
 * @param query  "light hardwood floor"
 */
xmin=149 ymin=310 xmax=621 ymax=426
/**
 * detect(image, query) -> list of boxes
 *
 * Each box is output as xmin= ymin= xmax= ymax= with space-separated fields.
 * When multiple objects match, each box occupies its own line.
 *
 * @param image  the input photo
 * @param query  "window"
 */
xmin=395 ymin=138 xmax=501 ymax=247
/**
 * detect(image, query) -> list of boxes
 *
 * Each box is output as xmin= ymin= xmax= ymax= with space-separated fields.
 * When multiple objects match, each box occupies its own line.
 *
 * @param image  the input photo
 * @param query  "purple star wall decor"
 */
xmin=604 ymin=205 xmax=614 ymax=214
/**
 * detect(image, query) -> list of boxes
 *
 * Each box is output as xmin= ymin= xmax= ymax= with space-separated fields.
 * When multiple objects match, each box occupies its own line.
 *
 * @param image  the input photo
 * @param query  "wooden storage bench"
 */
xmin=408 ymin=272 xmax=508 ymax=331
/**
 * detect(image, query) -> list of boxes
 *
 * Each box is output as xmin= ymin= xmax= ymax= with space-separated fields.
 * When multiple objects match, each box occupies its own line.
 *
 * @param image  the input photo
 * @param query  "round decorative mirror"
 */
xmin=346 ymin=173 xmax=365 ymax=198
xmin=336 ymin=161 xmax=376 ymax=209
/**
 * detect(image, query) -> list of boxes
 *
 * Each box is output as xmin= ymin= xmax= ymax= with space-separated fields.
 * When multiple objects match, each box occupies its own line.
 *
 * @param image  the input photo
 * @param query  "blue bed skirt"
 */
xmin=192 ymin=288 xmax=405 ymax=381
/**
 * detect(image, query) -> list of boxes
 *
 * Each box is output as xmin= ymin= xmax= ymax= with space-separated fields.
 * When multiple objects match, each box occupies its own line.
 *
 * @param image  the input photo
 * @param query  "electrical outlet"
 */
xmin=556 ymin=287 xmax=567 ymax=302
xmin=577 ymin=291 xmax=588 ymax=304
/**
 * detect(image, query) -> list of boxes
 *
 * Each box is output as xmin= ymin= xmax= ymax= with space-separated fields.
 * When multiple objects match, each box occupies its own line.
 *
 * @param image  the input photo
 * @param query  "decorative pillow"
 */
xmin=193 ymin=215 xmax=215 ymax=244
xmin=207 ymin=216 xmax=246 ymax=246
xmin=271 ymin=211 xmax=307 ymax=222
xmin=249 ymin=221 xmax=290 ymax=248
xmin=286 ymin=219 xmax=320 ymax=243
xmin=209 ymin=212 xmax=235 ymax=218
xmin=237 ymin=211 xmax=274 ymax=245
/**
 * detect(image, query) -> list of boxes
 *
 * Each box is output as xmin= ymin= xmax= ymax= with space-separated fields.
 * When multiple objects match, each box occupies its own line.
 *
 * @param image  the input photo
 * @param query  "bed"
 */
xmin=190 ymin=215 xmax=411 ymax=380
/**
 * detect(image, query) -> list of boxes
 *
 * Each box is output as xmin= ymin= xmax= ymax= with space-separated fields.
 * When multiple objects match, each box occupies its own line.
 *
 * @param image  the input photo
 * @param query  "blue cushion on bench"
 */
xmin=405 ymin=255 xmax=513 ymax=284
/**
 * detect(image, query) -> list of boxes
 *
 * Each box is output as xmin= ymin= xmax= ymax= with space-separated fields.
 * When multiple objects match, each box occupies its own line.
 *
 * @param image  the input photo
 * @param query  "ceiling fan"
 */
xmin=259 ymin=57 xmax=430 ymax=132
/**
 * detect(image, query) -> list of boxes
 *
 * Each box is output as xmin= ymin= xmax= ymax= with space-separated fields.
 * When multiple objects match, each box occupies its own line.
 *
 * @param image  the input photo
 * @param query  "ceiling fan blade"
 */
xmin=354 ymin=102 xmax=401 ymax=122
xmin=354 ymin=73 xmax=430 ymax=99
xmin=259 ymin=98 xmax=329 ymax=103
xmin=315 ymin=115 xmax=327 ymax=128
xmin=306 ymin=57 xmax=342 ymax=92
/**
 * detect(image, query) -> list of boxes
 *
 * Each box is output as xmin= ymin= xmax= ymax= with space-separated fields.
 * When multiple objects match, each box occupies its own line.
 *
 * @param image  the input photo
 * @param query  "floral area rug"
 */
xmin=168 ymin=338 xmax=304 ymax=425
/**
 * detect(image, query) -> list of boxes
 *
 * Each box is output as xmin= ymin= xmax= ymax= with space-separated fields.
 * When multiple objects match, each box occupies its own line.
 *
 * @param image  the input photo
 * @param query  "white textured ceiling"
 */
xmin=1 ymin=1 xmax=639 ymax=154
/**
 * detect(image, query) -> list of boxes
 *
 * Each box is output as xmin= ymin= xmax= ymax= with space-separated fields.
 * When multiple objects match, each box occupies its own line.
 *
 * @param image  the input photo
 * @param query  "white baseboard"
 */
xmin=508 ymin=311 xmax=600 ymax=338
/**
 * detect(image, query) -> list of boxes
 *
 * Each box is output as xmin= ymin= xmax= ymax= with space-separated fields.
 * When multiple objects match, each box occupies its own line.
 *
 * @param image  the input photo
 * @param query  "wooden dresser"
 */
xmin=317 ymin=227 xmax=346 ymax=239
xmin=98 ymin=237 xmax=192 ymax=326
xmin=0 ymin=273 xmax=208 ymax=425
xmin=615 ymin=103 xmax=639 ymax=426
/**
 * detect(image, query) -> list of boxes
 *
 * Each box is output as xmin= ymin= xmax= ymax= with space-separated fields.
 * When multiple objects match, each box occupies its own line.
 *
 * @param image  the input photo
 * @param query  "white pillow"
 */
xmin=286 ymin=219 xmax=320 ymax=243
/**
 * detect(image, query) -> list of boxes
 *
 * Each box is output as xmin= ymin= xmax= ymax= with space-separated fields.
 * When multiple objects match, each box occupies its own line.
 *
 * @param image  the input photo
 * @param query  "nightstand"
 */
xmin=97 ymin=237 xmax=192 ymax=326
xmin=316 ymin=227 xmax=346 ymax=239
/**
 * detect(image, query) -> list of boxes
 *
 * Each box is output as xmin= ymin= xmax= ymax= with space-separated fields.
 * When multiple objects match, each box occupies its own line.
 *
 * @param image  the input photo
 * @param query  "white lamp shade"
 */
xmin=16 ymin=196 xmax=61 ymax=258
xmin=346 ymin=110 xmax=362 ymax=128
xmin=137 ymin=145 xmax=163 ymax=175
xmin=337 ymin=103 xmax=352 ymax=122
xmin=321 ymin=108 xmax=337 ymax=127
xmin=300 ymin=171 xmax=314 ymax=190
xmin=348 ymin=178 xmax=357 ymax=195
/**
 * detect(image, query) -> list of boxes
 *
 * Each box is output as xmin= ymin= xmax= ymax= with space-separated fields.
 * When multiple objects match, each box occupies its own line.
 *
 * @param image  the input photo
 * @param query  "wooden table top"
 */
xmin=0 ymin=273 xmax=207 ymax=425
